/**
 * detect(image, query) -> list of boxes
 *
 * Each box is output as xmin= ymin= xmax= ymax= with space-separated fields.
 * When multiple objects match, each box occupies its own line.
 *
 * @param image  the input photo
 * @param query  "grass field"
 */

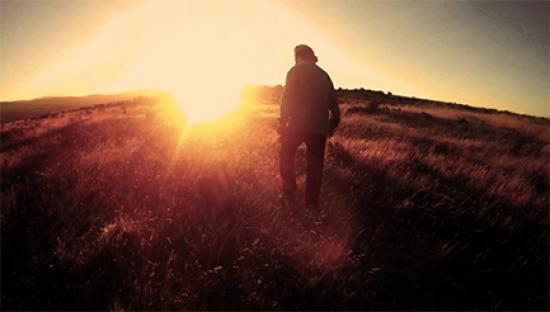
xmin=1 ymin=95 xmax=548 ymax=310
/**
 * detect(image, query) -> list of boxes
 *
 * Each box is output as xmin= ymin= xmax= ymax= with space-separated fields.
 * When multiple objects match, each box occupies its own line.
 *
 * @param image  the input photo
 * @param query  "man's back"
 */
xmin=278 ymin=44 xmax=340 ymax=209
xmin=281 ymin=63 xmax=339 ymax=134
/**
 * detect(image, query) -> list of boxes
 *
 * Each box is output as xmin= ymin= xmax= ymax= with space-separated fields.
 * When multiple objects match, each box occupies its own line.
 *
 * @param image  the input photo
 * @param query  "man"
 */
xmin=279 ymin=44 xmax=340 ymax=209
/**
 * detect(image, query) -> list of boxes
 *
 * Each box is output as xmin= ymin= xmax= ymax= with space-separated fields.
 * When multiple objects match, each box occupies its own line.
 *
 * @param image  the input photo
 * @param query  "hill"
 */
xmin=243 ymin=85 xmax=549 ymax=122
xmin=1 ymin=91 xmax=548 ymax=310
xmin=0 ymin=90 xmax=171 ymax=123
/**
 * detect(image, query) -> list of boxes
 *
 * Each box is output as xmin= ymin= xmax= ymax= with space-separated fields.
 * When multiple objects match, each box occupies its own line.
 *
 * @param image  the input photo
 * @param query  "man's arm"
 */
xmin=280 ymin=70 xmax=294 ymax=128
xmin=328 ymin=77 xmax=340 ymax=134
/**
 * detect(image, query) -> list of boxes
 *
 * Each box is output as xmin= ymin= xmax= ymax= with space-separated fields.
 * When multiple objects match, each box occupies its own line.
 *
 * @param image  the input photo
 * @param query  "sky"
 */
xmin=0 ymin=0 xmax=548 ymax=117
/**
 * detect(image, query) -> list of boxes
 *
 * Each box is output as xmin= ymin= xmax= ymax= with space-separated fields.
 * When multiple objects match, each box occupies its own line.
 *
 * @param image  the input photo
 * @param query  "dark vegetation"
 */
xmin=1 ymin=90 xmax=548 ymax=310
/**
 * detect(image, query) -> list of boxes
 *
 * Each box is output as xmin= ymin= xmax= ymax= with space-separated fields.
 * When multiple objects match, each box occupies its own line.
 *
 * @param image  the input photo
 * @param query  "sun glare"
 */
xmin=165 ymin=24 xmax=247 ymax=125
xmin=168 ymin=51 xmax=244 ymax=125
xmin=12 ymin=0 xmax=372 ymax=124
xmin=127 ymin=0 xmax=285 ymax=125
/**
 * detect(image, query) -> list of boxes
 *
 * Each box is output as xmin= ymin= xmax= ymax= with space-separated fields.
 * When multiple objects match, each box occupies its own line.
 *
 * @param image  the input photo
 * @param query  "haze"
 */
xmin=0 ymin=0 xmax=548 ymax=117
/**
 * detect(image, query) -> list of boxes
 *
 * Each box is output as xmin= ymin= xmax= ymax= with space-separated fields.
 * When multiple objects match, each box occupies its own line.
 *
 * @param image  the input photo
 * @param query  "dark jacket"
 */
xmin=280 ymin=63 xmax=340 ymax=135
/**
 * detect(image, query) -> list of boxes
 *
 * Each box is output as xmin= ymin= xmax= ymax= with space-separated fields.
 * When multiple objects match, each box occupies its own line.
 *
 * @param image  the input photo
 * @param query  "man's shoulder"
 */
xmin=290 ymin=64 xmax=327 ymax=75
xmin=286 ymin=65 xmax=300 ymax=78
xmin=314 ymin=65 xmax=331 ymax=78
xmin=288 ymin=64 xmax=332 ymax=84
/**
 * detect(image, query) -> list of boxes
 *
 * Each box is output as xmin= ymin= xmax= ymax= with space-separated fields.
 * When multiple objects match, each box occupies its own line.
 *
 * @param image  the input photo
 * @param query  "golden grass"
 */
xmin=1 ymin=98 xmax=548 ymax=309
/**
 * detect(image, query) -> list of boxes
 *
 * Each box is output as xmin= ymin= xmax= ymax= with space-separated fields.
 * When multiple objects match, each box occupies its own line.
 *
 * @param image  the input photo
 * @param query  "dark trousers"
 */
xmin=280 ymin=132 xmax=327 ymax=209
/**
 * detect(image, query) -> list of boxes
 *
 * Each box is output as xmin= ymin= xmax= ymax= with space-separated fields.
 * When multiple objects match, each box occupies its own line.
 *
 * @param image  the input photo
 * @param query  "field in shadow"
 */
xmin=1 ymin=97 xmax=548 ymax=310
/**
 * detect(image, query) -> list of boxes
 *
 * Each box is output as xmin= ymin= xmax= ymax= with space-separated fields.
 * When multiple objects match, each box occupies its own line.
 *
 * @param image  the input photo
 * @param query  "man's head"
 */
xmin=294 ymin=44 xmax=318 ymax=64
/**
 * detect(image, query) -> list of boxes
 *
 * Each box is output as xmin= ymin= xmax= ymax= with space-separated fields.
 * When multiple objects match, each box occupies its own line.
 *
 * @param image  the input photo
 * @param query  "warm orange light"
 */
xmin=10 ymin=0 xmax=372 ymax=123
xmin=117 ymin=0 xmax=285 ymax=125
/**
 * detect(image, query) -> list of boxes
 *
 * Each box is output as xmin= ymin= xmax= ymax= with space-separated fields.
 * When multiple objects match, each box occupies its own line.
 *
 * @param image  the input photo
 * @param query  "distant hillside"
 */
xmin=242 ymin=85 xmax=548 ymax=123
xmin=2 ymin=86 xmax=546 ymax=125
xmin=0 ymin=90 xmax=170 ymax=123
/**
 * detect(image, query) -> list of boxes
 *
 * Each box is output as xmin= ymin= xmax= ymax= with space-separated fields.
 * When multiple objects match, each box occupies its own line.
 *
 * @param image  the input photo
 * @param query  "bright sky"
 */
xmin=0 ymin=0 xmax=548 ymax=117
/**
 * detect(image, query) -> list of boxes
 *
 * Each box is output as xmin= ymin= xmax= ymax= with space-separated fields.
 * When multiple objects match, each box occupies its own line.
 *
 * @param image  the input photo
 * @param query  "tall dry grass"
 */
xmin=1 ymin=98 xmax=548 ymax=310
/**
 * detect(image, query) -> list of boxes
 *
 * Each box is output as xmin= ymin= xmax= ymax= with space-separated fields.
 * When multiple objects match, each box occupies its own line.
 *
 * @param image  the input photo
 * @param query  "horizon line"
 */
xmin=1 ymin=87 xmax=548 ymax=120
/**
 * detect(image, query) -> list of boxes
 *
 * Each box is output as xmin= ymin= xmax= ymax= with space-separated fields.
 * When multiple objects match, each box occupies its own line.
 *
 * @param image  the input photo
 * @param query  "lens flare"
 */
xmin=171 ymin=66 xmax=243 ymax=125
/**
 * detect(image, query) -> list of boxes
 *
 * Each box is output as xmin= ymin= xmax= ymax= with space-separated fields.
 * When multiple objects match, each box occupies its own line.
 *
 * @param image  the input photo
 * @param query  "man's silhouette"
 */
xmin=279 ymin=44 xmax=340 ymax=209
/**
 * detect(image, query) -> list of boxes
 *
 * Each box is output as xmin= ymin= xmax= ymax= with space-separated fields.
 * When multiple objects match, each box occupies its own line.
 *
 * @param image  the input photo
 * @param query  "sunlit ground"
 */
xmin=1 ymin=93 xmax=547 ymax=309
xmin=147 ymin=99 xmax=358 ymax=274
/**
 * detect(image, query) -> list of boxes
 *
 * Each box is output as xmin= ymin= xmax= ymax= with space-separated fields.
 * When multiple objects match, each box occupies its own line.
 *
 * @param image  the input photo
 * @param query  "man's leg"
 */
xmin=305 ymin=134 xmax=327 ymax=209
xmin=279 ymin=131 xmax=301 ymax=203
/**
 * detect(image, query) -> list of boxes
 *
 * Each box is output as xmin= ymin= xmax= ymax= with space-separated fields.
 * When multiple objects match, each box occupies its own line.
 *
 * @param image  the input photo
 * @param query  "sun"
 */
xmin=172 ymin=86 xmax=241 ymax=126
xmin=170 ymin=66 xmax=243 ymax=125
xmin=17 ymin=0 xmax=350 ymax=123
xmin=138 ymin=1 xmax=270 ymax=125
xmin=169 ymin=49 xmax=244 ymax=125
